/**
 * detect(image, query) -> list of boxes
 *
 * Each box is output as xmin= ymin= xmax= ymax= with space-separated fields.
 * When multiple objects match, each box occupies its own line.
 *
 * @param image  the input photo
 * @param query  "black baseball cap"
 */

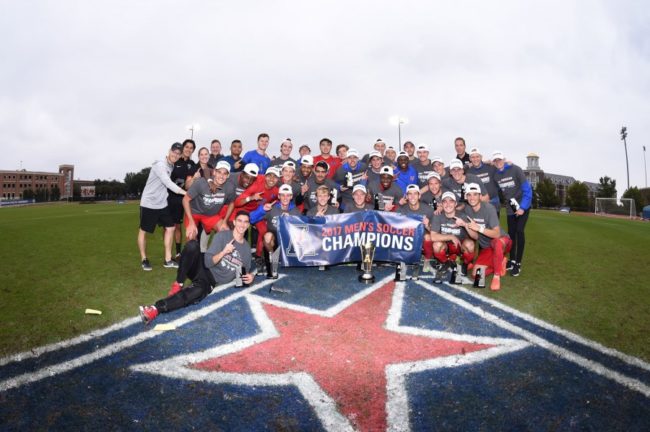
xmin=171 ymin=142 xmax=183 ymax=152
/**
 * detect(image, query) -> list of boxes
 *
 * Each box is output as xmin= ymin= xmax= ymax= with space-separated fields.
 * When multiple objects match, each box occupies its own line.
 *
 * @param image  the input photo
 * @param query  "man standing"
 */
xmin=168 ymin=139 xmax=196 ymax=259
xmin=467 ymin=147 xmax=501 ymax=217
xmin=421 ymin=172 xmax=444 ymax=213
xmin=393 ymin=151 xmax=418 ymax=193
xmin=367 ymin=166 xmax=404 ymax=212
xmin=137 ymin=143 xmax=187 ymax=271
xmin=443 ymin=159 xmax=488 ymax=210
xmin=333 ymin=149 xmax=367 ymax=211
xmin=412 ymin=144 xmax=435 ymax=187
xmin=303 ymin=161 xmax=339 ymax=212
xmin=208 ymin=139 xmax=224 ymax=168
xmin=313 ymin=138 xmax=341 ymax=179
xmin=222 ymin=140 xmax=244 ymax=173
xmin=364 ymin=151 xmax=385 ymax=186
xmin=138 ymin=211 xmax=255 ymax=324
xmin=270 ymin=138 xmax=296 ymax=167
xmin=492 ymin=151 xmax=532 ymax=277
xmin=454 ymin=137 xmax=470 ymax=167
xmin=457 ymin=183 xmax=511 ymax=291
xmin=237 ymin=133 xmax=272 ymax=174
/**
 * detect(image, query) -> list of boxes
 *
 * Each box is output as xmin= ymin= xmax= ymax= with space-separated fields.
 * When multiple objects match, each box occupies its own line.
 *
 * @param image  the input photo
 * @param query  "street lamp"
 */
xmin=620 ymin=126 xmax=630 ymax=190
xmin=389 ymin=116 xmax=409 ymax=151
xmin=186 ymin=123 xmax=201 ymax=140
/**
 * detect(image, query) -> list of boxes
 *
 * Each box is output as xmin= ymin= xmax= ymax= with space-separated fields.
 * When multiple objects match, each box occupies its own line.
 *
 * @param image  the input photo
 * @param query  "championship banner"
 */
xmin=278 ymin=211 xmax=424 ymax=266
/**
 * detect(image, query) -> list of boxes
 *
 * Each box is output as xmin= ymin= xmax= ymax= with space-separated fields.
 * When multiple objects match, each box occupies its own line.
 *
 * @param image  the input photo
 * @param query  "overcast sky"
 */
xmin=1 ymin=0 xmax=649 ymax=192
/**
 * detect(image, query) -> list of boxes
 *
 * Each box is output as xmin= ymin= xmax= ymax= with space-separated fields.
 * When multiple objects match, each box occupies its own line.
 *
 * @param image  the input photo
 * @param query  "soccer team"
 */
xmin=138 ymin=135 xmax=532 ymax=324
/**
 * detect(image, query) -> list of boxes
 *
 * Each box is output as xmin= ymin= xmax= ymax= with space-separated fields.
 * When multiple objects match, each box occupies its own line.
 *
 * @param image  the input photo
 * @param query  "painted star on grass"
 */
xmin=192 ymin=282 xmax=494 ymax=431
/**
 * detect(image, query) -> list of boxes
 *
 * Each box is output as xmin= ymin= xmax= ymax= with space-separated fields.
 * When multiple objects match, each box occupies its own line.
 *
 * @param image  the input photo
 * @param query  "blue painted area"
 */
xmin=437 ymin=283 xmax=650 ymax=385
xmin=257 ymin=265 xmax=395 ymax=311
xmin=407 ymin=345 xmax=650 ymax=432
xmin=1 ymin=267 xmax=649 ymax=430
xmin=400 ymin=282 xmax=521 ymax=339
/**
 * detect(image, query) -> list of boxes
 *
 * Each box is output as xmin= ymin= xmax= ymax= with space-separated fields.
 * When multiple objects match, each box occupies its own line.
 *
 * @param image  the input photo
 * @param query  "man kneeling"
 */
xmin=139 ymin=211 xmax=254 ymax=324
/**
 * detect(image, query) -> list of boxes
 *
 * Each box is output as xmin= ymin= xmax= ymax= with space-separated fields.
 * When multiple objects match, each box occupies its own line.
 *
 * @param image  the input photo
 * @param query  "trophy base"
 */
xmin=358 ymin=274 xmax=375 ymax=284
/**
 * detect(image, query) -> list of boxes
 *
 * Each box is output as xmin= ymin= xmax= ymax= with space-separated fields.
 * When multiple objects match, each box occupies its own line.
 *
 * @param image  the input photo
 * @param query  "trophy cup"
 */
xmin=270 ymin=248 xmax=280 ymax=279
xmin=395 ymin=261 xmax=407 ymax=281
xmin=358 ymin=242 xmax=376 ymax=284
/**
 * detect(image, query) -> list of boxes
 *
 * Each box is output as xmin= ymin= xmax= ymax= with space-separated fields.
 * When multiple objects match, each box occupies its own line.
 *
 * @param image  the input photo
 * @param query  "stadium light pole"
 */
xmin=643 ymin=146 xmax=648 ymax=188
xmin=389 ymin=116 xmax=409 ymax=151
xmin=620 ymin=126 xmax=630 ymax=190
xmin=186 ymin=123 xmax=200 ymax=140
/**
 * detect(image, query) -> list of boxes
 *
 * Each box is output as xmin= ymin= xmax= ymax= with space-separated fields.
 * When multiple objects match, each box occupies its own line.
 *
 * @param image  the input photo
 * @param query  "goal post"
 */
xmin=594 ymin=198 xmax=636 ymax=219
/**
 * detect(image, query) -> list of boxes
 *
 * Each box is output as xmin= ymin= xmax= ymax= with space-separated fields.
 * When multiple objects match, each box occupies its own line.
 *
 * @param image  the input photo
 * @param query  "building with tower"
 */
xmin=523 ymin=153 xmax=598 ymax=206
xmin=0 ymin=164 xmax=93 ymax=201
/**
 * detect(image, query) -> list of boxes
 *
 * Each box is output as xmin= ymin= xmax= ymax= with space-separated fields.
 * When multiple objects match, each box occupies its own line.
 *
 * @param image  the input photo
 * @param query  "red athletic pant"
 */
xmin=475 ymin=235 xmax=512 ymax=276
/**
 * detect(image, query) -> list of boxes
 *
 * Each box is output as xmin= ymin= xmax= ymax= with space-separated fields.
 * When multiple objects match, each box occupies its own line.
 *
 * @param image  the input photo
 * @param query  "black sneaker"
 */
xmin=141 ymin=258 xmax=152 ymax=271
xmin=510 ymin=262 xmax=521 ymax=277
xmin=461 ymin=263 xmax=468 ymax=277
xmin=506 ymin=260 xmax=516 ymax=271
xmin=163 ymin=260 xmax=179 ymax=269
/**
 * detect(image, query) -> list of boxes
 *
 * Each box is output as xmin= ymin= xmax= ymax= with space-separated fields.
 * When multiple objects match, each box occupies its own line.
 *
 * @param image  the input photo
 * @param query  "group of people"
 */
xmin=137 ymin=134 xmax=532 ymax=324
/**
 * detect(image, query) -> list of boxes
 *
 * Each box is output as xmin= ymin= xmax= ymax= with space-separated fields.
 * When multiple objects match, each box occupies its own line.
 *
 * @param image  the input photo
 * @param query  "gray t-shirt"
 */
xmin=430 ymin=211 xmax=468 ymax=241
xmin=412 ymin=160 xmax=435 ymax=187
xmin=462 ymin=203 xmax=505 ymax=248
xmin=333 ymin=162 xmax=367 ymax=207
xmin=265 ymin=204 xmax=302 ymax=234
xmin=343 ymin=203 xmax=373 ymax=213
xmin=367 ymin=182 xmax=403 ymax=210
xmin=205 ymin=230 xmax=253 ymax=284
xmin=270 ymin=156 xmax=297 ymax=167
xmin=303 ymin=177 xmax=339 ymax=211
xmin=493 ymin=164 xmax=527 ymax=215
xmin=397 ymin=203 xmax=434 ymax=221
xmin=442 ymin=173 xmax=486 ymax=203
xmin=188 ymin=178 xmax=235 ymax=216
xmin=306 ymin=205 xmax=340 ymax=216
xmin=468 ymin=163 xmax=499 ymax=203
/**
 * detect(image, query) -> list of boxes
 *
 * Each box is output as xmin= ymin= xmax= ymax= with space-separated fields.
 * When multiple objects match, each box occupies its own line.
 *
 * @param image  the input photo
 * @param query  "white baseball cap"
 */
xmin=215 ymin=160 xmax=231 ymax=173
xmin=431 ymin=156 xmax=444 ymax=165
xmin=278 ymin=184 xmax=293 ymax=195
xmin=465 ymin=183 xmax=482 ymax=194
xmin=282 ymin=161 xmax=296 ymax=170
xmin=379 ymin=166 xmax=394 ymax=176
xmin=397 ymin=151 xmax=409 ymax=159
xmin=441 ymin=191 xmax=457 ymax=201
xmin=243 ymin=163 xmax=259 ymax=177
xmin=492 ymin=151 xmax=505 ymax=161
xmin=426 ymin=172 xmax=441 ymax=181
xmin=406 ymin=184 xmax=420 ymax=193
xmin=300 ymin=155 xmax=314 ymax=166
xmin=417 ymin=144 xmax=429 ymax=153
xmin=265 ymin=166 xmax=281 ymax=177
xmin=352 ymin=184 xmax=367 ymax=194
xmin=368 ymin=150 xmax=382 ymax=160
xmin=469 ymin=147 xmax=481 ymax=156
xmin=449 ymin=159 xmax=464 ymax=170
xmin=347 ymin=149 xmax=360 ymax=158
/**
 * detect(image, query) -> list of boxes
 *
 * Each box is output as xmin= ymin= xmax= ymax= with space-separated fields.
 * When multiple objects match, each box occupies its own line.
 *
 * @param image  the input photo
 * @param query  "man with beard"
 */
xmin=222 ymin=139 xmax=244 ymax=173
xmin=223 ymin=163 xmax=259 ymax=222
xmin=455 ymin=183 xmax=511 ymax=291
xmin=394 ymin=151 xmax=418 ymax=193
xmin=303 ymin=161 xmax=339 ymax=213
xmin=420 ymin=172 xmax=444 ymax=214
xmin=467 ymin=147 xmax=501 ymax=217
xmin=412 ymin=144 xmax=435 ymax=187
xmin=367 ymin=166 xmax=404 ymax=212
xmin=333 ymin=149 xmax=368 ymax=211
xmin=138 ymin=211 xmax=255 ymax=324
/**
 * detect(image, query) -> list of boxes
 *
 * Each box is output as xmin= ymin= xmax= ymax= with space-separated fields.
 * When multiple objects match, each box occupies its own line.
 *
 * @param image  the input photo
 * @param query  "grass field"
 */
xmin=0 ymin=202 xmax=649 ymax=362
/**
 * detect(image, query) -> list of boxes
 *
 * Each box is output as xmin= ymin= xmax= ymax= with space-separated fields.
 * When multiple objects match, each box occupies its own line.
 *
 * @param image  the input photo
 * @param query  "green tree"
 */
xmin=22 ymin=189 xmax=34 ymax=200
xmin=51 ymin=185 xmax=61 ymax=201
xmin=622 ymin=187 xmax=643 ymax=216
xmin=566 ymin=181 xmax=589 ymax=211
xmin=535 ymin=178 xmax=559 ymax=208
xmin=124 ymin=167 xmax=150 ymax=197
xmin=597 ymin=176 xmax=617 ymax=198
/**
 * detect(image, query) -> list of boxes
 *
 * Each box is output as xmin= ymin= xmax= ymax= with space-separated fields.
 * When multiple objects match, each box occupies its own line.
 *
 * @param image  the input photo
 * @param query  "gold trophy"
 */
xmin=358 ymin=241 xmax=376 ymax=284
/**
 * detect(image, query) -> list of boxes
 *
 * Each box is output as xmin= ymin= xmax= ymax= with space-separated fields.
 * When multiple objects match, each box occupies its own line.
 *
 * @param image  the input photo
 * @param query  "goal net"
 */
xmin=594 ymin=198 xmax=636 ymax=218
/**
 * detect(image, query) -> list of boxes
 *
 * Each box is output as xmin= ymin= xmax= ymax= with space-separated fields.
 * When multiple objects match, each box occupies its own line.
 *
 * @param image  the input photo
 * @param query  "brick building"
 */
xmin=1 ymin=164 xmax=77 ymax=201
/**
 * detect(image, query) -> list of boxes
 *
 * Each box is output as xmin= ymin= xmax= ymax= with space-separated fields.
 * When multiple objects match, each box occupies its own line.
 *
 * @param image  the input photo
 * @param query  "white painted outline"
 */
xmin=0 ymin=278 xmax=277 ymax=392
xmin=131 ymin=279 xmax=526 ymax=431
xmin=415 ymin=280 xmax=650 ymax=398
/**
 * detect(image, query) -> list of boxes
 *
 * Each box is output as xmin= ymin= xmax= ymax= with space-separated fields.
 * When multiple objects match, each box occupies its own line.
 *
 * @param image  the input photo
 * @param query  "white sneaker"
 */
xmin=422 ymin=259 xmax=433 ymax=273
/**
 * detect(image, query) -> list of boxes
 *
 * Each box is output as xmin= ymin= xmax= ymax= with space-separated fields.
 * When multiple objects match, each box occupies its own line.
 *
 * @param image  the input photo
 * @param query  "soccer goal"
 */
xmin=594 ymin=198 xmax=636 ymax=219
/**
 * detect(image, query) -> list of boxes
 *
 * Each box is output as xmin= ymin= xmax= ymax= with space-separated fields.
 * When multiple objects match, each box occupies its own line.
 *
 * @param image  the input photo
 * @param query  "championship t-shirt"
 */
xmin=205 ymin=230 xmax=253 ymax=284
xmin=188 ymin=178 xmax=235 ymax=216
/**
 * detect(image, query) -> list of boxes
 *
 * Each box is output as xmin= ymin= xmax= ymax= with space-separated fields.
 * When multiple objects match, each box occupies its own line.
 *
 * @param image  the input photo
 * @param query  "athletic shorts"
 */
xmin=166 ymin=198 xmax=184 ymax=224
xmin=184 ymin=213 xmax=223 ymax=234
xmin=474 ymin=236 xmax=512 ymax=269
xmin=140 ymin=206 xmax=174 ymax=233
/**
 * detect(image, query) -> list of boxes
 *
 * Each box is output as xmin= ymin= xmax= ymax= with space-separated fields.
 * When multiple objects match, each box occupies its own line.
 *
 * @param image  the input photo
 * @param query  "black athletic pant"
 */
xmin=155 ymin=240 xmax=216 ymax=313
xmin=507 ymin=209 xmax=530 ymax=264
